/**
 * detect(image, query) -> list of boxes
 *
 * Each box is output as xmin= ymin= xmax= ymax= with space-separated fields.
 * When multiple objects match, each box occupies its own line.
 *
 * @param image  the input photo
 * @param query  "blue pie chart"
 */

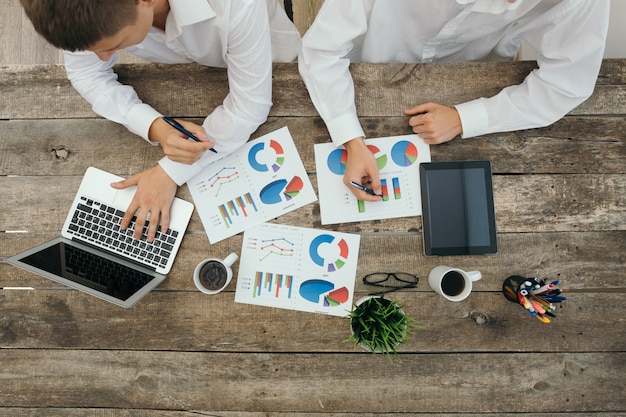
xmin=259 ymin=179 xmax=287 ymax=204
xmin=299 ymin=279 xmax=335 ymax=303
xmin=309 ymin=234 xmax=349 ymax=272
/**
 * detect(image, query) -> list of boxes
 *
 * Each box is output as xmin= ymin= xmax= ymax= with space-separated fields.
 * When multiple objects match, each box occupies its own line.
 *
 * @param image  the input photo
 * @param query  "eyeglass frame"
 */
xmin=362 ymin=272 xmax=419 ymax=295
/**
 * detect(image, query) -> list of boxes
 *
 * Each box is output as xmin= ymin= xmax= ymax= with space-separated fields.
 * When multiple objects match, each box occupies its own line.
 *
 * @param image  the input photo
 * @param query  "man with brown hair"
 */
xmin=21 ymin=0 xmax=300 ymax=241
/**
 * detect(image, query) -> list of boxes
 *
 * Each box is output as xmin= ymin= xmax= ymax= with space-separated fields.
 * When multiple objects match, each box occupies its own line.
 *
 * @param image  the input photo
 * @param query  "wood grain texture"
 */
xmin=2 ymin=412 xmax=625 ymax=417
xmin=3 ymin=413 xmax=626 ymax=417
xmin=1 ymin=174 xmax=624 ymax=234
xmin=0 ymin=350 xmax=624 ymax=413
xmin=2 ymin=231 xmax=625 ymax=290
xmin=1 ymin=116 xmax=625 ymax=176
xmin=0 ymin=290 xmax=624 ymax=352
xmin=291 ymin=0 xmax=324 ymax=36
xmin=1 ymin=60 xmax=624 ymax=415
xmin=2 ymin=61 xmax=626 ymax=119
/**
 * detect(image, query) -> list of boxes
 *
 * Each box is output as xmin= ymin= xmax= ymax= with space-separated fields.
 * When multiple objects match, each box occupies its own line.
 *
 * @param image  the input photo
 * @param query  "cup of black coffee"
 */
xmin=428 ymin=265 xmax=481 ymax=301
xmin=193 ymin=252 xmax=238 ymax=294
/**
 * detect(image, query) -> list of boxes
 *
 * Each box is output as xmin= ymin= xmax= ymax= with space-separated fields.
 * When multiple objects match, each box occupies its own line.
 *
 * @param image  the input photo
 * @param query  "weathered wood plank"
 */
xmin=0 ymin=350 xmax=623 ymax=413
xmin=18 ymin=8 xmax=63 ymax=65
xmin=3 ymin=232 xmax=624 ymax=290
xmin=1 ymin=115 xmax=625 ymax=176
xmin=2 ymin=61 xmax=625 ymax=119
xmin=0 ymin=290 xmax=623 ymax=352
xmin=2 ymin=412 xmax=623 ymax=417
xmin=1 ymin=174 xmax=624 ymax=234
xmin=0 ymin=2 xmax=21 ymax=65
xmin=289 ymin=0 xmax=324 ymax=36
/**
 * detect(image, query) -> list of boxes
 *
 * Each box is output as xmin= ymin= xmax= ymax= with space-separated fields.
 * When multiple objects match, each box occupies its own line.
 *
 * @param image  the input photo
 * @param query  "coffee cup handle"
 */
xmin=223 ymin=252 xmax=239 ymax=267
xmin=467 ymin=271 xmax=482 ymax=282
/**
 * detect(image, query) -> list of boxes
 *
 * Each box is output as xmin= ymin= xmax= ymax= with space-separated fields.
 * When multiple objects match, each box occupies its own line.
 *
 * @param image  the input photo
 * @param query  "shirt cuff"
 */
xmin=126 ymin=103 xmax=163 ymax=144
xmin=158 ymin=157 xmax=204 ymax=186
xmin=455 ymin=99 xmax=490 ymax=139
xmin=325 ymin=113 xmax=366 ymax=147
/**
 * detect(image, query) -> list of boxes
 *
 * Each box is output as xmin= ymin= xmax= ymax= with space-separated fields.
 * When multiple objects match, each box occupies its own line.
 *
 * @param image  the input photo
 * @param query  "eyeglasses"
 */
xmin=363 ymin=272 xmax=419 ymax=295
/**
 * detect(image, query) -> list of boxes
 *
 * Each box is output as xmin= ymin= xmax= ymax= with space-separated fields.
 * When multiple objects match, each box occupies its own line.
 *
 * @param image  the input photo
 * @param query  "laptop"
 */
xmin=6 ymin=167 xmax=194 ymax=307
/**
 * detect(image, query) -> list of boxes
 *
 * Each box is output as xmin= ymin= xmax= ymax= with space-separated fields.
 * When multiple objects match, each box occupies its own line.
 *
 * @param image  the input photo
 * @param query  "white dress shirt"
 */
xmin=298 ymin=0 xmax=610 ymax=146
xmin=64 ymin=0 xmax=300 ymax=185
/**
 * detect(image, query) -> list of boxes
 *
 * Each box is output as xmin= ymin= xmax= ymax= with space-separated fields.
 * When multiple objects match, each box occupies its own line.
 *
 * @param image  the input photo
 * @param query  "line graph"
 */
xmin=259 ymin=237 xmax=295 ymax=262
xmin=235 ymin=223 xmax=361 ymax=317
xmin=208 ymin=167 xmax=240 ymax=197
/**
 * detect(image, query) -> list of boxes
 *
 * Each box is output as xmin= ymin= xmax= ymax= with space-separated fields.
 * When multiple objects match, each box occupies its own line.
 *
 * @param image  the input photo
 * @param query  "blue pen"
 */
xmin=349 ymin=181 xmax=383 ymax=198
xmin=162 ymin=116 xmax=217 ymax=153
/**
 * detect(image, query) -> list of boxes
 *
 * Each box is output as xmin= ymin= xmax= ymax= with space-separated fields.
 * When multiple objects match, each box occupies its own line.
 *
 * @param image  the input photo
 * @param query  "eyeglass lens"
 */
xmin=363 ymin=272 xmax=418 ymax=287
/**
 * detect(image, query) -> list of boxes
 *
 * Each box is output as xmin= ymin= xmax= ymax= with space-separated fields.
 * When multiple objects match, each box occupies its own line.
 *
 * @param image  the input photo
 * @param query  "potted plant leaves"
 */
xmin=347 ymin=295 xmax=419 ymax=358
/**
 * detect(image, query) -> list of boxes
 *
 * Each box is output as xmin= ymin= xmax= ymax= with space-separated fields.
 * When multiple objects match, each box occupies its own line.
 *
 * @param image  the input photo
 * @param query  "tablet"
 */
xmin=419 ymin=160 xmax=497 ymax=256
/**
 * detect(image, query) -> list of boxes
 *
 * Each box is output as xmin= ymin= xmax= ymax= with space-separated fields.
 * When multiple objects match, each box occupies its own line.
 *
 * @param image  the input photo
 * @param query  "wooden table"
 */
xmin=1 ymin=60 xmax=625 ymax=416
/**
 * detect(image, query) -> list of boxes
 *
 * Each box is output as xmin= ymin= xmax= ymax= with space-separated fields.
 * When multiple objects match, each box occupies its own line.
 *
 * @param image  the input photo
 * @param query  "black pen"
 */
xmin=162 ymin=116 xmax=217 ymax=153
xmin=349 ymin=180 xmax=383 ymax=198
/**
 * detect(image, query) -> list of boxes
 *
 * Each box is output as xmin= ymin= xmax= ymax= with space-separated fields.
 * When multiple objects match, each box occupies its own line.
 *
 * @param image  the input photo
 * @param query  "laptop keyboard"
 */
xmin=66 ymin=196 xmax=179 ymax=269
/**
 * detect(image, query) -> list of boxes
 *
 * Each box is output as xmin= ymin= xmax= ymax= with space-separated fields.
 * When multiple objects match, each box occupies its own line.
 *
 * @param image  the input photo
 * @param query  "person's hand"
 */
xmin=404 ymin=102 xmax=463 ymax=145
xmin=343 ymin=137 xmax=383 ymax=202
xmin=110 ymin=165 xmax=178 ymax=242
xmin=149 ymin=117 xmax=214 ymax=164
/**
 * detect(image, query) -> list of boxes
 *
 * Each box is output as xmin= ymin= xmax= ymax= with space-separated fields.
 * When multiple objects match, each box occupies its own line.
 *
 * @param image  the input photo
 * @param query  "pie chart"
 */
xmin=259 ymin=176 xmax=304 ymax=204
xmin=324 ymin=287 xmax=349 ymax=307
xmin=327 ymin=145 xmax=387 ymax=175
xmin=299 ymin=279 xmax=334 ymax=303
xmin=299 ymin=280 xmax=350 ymax=307
xmin=248 ymin=139 xmax=285 ymax=172
xmin=309 ymin=234 xmax=350 ymax=272
xmin=327 ymin=148 xmax=348 ymax=175
xmin=391 ymin=140 xmax=418 ymax=167
xmin=367 ymin=145 xmax=388 ymax=170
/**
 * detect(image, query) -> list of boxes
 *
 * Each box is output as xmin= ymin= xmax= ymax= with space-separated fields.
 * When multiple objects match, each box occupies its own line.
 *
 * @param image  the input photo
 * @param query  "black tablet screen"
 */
xmin=420 ymin=161 xmax=497 ymax=256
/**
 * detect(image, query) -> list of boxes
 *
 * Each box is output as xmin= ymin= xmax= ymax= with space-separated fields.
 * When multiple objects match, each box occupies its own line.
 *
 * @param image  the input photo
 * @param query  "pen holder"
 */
xmin=502 ymin=275 xmax=527 ymax=303
xmin=502 ymin=275 xmax=567 ymax=324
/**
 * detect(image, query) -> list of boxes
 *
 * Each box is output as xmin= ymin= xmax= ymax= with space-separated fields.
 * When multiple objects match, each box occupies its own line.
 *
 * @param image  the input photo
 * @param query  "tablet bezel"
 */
xmin=419 ymin=160 xmax=497 ymax=256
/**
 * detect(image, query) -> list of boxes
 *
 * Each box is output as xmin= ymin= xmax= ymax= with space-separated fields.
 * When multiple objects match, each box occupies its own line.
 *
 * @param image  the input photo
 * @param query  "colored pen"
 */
xmin=162 ymin=116 xmax=217 ymax=153
xmin=349 ymin=181 xmax=383 ymax=198
xmin=530 ymin=300 xmax=546 ymax=315
xmin=535 ymin=315 xmax=551 ymax=323
xmin=531 ymin=280 xmax=559 ymax=295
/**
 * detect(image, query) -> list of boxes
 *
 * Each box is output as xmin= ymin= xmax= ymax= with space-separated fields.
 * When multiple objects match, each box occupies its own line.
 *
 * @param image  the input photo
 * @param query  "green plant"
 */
xmin=347 ymin=296 xmax=419 ymax=357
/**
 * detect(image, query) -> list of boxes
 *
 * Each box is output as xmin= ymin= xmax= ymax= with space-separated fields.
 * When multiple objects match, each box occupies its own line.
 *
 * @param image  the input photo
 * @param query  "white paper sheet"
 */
xmin=189 ymin=127 xmax=317 ymax=243
xmin=314 ymin=134 xmax=431 ymax=225
xmin=235 ymin=223 xmax=360 ymax=317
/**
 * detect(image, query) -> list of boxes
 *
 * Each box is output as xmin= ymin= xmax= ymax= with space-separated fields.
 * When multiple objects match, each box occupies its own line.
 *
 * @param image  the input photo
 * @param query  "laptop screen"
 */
xmin=18 ymin=240 xmax=155 ymax=301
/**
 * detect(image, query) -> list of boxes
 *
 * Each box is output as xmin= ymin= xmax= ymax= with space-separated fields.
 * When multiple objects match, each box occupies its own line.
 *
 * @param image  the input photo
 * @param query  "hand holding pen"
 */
xmin=162 ymin=117 xmax=217 ymax=154
xmin=162 ymin=116 xmax=217 ymax=158
xmin=349 ymin=181 xmax=384 ymax=199
xmin=342 ymin=138 xmax=383 ymax=201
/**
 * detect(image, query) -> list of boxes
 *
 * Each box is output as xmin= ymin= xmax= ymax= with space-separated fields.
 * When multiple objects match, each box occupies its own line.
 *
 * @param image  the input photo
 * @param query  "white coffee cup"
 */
xmin=193 ymin=252 xmax=238 ymax=294
xmin=428 ymin=265 xmax=482 ymax=302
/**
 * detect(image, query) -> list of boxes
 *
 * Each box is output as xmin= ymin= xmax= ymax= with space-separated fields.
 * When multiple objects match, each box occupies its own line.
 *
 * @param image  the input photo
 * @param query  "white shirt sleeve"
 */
xmin=456 ymin=1 xmax=610 ymax=139
xmin=64 ymin=0 xmax=274 ymax=186
xmin=298 ymin=0 xmax=373 ymax=147
xmin=64 ymin=50 xmax=162 ymax=143
xmin=160 ymin=0 xmax=274 ymax=185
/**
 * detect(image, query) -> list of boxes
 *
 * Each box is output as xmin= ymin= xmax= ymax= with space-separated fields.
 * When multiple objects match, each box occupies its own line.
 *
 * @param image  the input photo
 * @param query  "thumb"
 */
xmin=110 ymin=174 xmax=139 ymax=190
